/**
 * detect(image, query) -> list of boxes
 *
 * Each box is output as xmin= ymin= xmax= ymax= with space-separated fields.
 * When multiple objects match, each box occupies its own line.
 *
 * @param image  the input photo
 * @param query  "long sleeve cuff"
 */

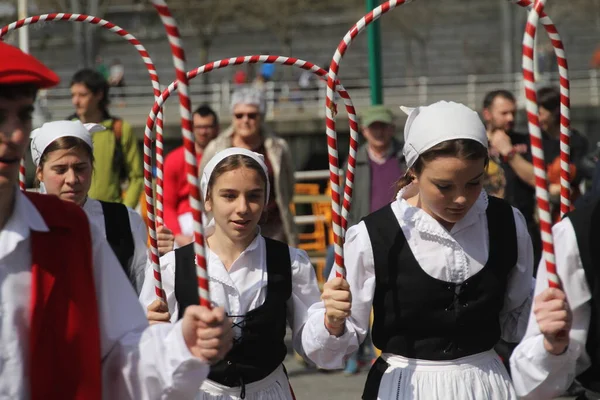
xmin=510 ymin=335 xmax=579 ymax=399
xmin=301 ymin=309 xmax=359 ymax=370
xmin=160 ymin=320 xmax=210 ymax=398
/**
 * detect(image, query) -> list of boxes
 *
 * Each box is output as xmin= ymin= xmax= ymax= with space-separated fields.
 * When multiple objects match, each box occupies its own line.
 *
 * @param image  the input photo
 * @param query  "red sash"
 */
xmin=26 ymin=192 xmax=101 ymax=400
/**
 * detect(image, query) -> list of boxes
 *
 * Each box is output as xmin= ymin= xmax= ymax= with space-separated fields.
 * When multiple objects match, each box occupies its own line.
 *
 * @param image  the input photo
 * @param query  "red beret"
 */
xmin=0 ymin=41 xmax=60 ymax=88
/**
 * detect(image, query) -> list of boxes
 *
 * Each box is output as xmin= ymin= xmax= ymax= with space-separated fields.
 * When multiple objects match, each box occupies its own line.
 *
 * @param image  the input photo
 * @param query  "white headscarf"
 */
xmin=30 ymin=120 xmax=104 ymax=167
xmin=400 ymin=101 xmax=487 ymax=169
xmin=200 ymin=147 xmax=270 ymax=229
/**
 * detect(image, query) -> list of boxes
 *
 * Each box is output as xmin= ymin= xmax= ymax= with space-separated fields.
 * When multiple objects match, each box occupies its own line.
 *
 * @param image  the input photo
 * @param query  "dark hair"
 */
xmin=206 ymin=154 xmax=268 ymax=200
xmin=0 ymin=83 xmax=38 ymax=100
xmin=194 ymin=104 xmax=219 ymax=126
xmin=396 ymin=139 xmax=489 ymax=191
xmin=537 ymin=87 xmax=560 ymax=115
xmin=70 ymin=69 xmax=110 ymax=111
xmin=482 ymin=90 xmax=516 ymax=110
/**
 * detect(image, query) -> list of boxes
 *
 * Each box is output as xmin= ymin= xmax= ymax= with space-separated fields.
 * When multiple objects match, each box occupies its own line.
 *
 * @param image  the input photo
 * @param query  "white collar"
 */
xmin=367 ymin=145 xmax=394 ymax=165
xmin=395 ymin=183 xmax=488 ymax=236
xmin=11 ymin=190 xmax=49 ymax=234
xmin=82 ymin=197 xmax=100 ymax=214
xmin=0 ymin=189 xmax=50 ymax=258
xmin=206 ymin=232 xmax=263 ymax=289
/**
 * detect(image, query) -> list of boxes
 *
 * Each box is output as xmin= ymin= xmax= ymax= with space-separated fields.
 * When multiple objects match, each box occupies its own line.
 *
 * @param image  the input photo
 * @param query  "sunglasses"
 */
xmin=234 ymin=112 xmax=258 ymax=120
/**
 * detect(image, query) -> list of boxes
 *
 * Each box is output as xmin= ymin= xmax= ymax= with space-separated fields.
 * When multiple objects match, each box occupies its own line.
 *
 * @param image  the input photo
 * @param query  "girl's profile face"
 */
xmin=205 ymin=166 xmax=266 ymax=244
xmin=412 ymin=156 xmax=485 ymax=230
xmin=36 ymin=147 xmax=92 ymax=206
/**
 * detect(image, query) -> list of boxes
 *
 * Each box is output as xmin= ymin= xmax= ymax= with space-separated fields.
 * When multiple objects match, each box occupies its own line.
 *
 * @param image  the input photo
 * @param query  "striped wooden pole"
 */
xmin=521 ymin=0 xmax=559 ymax=288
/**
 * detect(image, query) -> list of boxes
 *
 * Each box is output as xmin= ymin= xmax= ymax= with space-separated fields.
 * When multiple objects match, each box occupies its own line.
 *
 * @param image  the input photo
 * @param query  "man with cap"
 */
xmin=324 ymin=105 xmax=405 ymax=276
xmin=323 ymin=105 xmax=405 ymax=374
xmin=346 ymin=105 xmax=405 ymax=229
xmin=0 ymin=41 xmax=232 ymax=399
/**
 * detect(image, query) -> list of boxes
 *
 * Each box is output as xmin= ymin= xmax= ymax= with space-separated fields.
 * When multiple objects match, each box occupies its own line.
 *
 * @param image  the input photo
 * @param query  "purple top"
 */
xmin=369 ymin=156 xmax=403 ymax=213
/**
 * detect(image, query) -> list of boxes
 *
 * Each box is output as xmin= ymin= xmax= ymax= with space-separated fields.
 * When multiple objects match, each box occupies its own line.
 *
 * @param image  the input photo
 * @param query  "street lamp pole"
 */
xmin=17 ymin=0 xmax=28 ymax=53
xmin=366 ymin=0 xmax=383 ymax=105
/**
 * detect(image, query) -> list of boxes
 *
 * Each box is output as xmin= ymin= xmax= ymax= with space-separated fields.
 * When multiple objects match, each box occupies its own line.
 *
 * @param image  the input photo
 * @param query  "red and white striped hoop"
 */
xmin=1 ymin=13 xmax=167 ymax=299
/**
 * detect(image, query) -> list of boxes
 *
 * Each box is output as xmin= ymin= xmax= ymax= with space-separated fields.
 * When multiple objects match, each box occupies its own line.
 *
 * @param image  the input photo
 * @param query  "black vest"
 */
xmin=174 ymin=237 xmax=291 ymax=396
xmin=99 ymin=201 xmax=135 ymax=286
xmin=568 ymin=199 xmax=600 ymax=392
xmin=363 ymin=196 xmax=517 ymax=361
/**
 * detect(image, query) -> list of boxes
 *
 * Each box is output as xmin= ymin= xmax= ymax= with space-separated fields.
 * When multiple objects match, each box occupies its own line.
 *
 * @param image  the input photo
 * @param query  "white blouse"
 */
xmin=302 ymin=184 xmax=535 ymax=369
xmin=139 ymin=233 xmax=322 ymax=354
xmin=83 ymin=197 xmax=148 ymax=294
xmin=510 ymin=217 xmax=592 ymax=399
xmin=0 ymin=190 xmax=208 ymax=399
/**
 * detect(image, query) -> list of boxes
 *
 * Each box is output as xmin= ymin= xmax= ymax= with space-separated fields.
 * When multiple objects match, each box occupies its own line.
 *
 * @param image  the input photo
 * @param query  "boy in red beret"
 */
xmin=0 ymin=41 xmax=232 ymax=400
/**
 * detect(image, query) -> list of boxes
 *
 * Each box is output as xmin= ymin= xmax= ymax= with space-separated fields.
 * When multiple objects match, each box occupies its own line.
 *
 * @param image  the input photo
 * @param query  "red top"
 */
xmin=163 ymin=146 xmax=202 ymax=235
xmin=26 ymin=192 xmax=101 ymax=400
xmin=233 ymin=70 xmax=247 ymax=85
xmin=546 ymin=157 xmax=579 ymax=223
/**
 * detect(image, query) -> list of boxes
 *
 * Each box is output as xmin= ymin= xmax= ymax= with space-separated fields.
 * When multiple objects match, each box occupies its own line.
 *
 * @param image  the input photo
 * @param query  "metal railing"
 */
xmin=37 ymin=69 xmax=600 ymax=128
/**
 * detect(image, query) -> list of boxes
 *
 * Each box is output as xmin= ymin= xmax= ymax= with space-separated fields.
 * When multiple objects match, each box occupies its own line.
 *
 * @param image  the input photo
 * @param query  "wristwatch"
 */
xmin=502 ymin=148 xmax=517 ymax=163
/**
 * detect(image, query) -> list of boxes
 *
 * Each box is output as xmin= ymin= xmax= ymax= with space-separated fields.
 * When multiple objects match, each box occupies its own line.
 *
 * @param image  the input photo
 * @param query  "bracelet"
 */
xmin=502 ymin=148 xmax=517 ymax=163
xmin=324 ymin=316 xmax=345 ymax=336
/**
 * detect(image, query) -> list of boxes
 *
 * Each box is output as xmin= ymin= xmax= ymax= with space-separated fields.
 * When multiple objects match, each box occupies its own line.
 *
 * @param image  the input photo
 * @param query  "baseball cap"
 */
xmin=360 ymin=105 xmax=394 ymax=127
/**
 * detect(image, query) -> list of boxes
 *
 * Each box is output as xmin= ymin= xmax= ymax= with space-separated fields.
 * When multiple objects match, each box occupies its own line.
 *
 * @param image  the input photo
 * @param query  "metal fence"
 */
xmin=37 ymin=69 xmax=600 ymax=128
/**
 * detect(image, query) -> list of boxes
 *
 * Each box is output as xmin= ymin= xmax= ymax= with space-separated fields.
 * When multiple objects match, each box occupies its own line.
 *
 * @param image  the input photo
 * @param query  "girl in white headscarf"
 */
xmin=140 ymin=147 xmax=322 ymax=400
xmin=31 ymin=120 xmax=174 ymax=294
xmin=302 ymin=101 xmax=535 ymax=399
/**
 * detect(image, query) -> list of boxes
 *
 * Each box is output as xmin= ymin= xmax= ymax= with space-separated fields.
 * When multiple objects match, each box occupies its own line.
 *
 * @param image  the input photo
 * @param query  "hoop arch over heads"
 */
xmin=142 ymin=55 xmax=360 ymax=274
xmin=521 ymin=0 xmax=560 ymax=289
xmin=0 ymin=12 xmax=168 ymax=300
xmin=511 ymin=0 xmax=571 ymax=217
xmin=325 ymin=0 xmax=571 ymax=281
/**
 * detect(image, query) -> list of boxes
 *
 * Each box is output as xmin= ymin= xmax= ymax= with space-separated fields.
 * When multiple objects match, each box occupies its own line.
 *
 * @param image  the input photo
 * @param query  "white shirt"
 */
xmin=302 ymin=185 xmax=535 ymax=369
xmin=510 ymin=217 xmax=592 ymax=399
xmin=0 ymin=190 xmax=208 ymax=399
xmin=83 ymin=198 xmax=148 ymax=294
xmin=139 ymin=233 xmax=322 ymax=354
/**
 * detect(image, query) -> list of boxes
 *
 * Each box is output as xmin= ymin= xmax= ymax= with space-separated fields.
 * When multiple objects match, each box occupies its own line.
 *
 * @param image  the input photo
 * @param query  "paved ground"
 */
xmin=285 ymin=355 xmax=368 ymax=400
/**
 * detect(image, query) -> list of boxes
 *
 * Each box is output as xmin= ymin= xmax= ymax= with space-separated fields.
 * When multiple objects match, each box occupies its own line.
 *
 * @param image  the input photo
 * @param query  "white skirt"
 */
xmin=196 ymin=364 xmax=295 ymax=400
xmin=375 ymin=350 xmax=516 ymax=400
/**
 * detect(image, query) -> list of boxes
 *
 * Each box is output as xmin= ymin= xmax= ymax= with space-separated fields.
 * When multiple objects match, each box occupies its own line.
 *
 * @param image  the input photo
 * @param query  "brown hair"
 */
xmin=396 ymin=139 xmax=488 ymax=191
xmin=206 ymin=154 xmax=268 ymax=200
xmin=38 ymin=136 xmax=94 ymax=170
xmin=35 ymin=136 xmax=94 ymax=186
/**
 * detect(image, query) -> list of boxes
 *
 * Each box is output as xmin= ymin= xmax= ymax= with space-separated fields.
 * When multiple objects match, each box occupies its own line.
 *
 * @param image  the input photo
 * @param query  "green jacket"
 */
xmin=69 ymin=114 xmax=143 ymax=208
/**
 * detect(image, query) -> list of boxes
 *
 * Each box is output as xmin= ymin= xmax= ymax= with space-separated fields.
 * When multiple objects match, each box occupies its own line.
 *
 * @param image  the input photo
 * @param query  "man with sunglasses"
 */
xmin=200 ymin=87 xmax=298 ymax=246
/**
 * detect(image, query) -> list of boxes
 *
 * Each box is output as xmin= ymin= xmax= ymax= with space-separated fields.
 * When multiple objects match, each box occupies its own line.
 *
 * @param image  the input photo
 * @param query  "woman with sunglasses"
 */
xmin=199 ymin=87 xmax=298 ymax=246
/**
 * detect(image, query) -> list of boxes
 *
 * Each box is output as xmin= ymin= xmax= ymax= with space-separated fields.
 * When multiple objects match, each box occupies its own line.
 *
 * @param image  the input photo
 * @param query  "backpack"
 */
xmin=67 ymin=115 xmax=128 ymax=181
xmin=110 ymin=118 xmax=129 ymax=182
